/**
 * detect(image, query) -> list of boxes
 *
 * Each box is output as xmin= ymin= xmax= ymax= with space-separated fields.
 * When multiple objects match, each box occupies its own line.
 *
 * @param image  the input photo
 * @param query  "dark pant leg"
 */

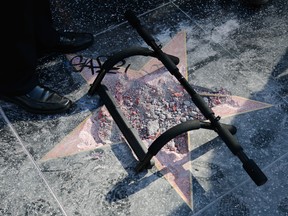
xmin=34 ymin=0 xmax=60 ymax=54
xmin=0 ymin=0 xmax=58 ymax=96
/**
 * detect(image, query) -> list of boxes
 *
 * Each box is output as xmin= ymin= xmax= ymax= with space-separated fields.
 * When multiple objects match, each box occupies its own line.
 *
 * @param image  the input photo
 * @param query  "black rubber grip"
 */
xmin=124 ymin=10 xmax=157 ymax=48
xmin=243 ymin=159 xmax=268 ymax=186
xmin=124 ymin=10 xmax=140 ymax=28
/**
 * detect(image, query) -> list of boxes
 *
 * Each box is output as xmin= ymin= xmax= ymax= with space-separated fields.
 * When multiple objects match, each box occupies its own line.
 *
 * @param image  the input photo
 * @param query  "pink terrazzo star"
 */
xmin=41 ymin=31 xmax=272 ymax=208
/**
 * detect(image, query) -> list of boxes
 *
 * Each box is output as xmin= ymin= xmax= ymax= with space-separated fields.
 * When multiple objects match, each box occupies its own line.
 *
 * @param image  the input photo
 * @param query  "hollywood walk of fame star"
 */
xmin=40 ymin=31 xmax=272 ymax=208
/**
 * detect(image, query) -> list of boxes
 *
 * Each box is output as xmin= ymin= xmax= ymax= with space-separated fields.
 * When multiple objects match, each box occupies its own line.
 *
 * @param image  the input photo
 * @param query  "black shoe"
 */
xmin=0 ymin=85 xmax=72 ymax=114
xmin=44 ymin=32 xmax=94 ymax=55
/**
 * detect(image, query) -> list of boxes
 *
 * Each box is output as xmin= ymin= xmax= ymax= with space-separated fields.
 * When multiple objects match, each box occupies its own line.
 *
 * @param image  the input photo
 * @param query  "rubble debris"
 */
xmin=92 ymin=72 xmax=233 ymax=154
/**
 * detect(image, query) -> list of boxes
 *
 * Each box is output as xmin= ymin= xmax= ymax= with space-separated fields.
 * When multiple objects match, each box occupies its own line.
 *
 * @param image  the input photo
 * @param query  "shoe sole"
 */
xmin=0 ymin=96 xmax=73 ymax=115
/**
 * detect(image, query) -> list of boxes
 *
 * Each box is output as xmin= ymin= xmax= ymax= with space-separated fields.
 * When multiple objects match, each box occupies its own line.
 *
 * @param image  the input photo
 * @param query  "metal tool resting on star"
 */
xmin=88 ymin=10 xmax=268 ymax=187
